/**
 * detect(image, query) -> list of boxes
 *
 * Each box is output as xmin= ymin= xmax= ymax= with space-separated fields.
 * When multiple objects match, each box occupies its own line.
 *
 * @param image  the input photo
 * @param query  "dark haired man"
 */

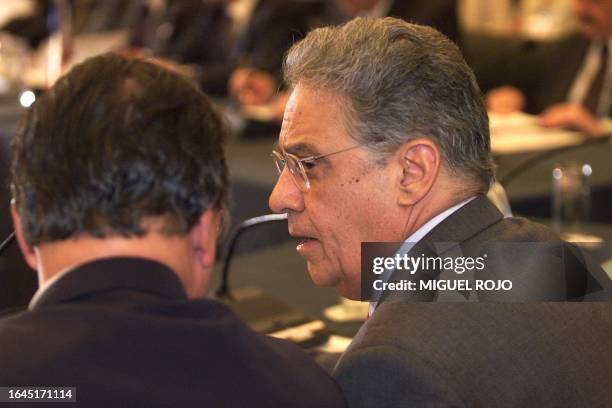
xmin=0 ymin=54 xmax=344 ymax=407
xmin=270 ymin=17 xmax=612 ymax=407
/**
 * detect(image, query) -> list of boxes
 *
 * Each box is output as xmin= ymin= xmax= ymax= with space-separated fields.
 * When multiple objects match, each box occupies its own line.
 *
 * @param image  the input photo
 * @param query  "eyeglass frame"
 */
xmin=271 ymin=144 xmax=365 ymax=192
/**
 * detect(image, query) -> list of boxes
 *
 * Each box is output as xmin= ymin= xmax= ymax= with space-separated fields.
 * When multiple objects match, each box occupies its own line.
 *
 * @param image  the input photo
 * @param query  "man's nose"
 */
xmin=269 ymin=168 xmax=305 ymax=214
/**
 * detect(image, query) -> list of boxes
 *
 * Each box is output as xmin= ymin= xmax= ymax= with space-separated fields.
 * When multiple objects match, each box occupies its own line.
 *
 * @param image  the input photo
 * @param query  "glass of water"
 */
xmin=551 ymin=161 xmax=592 ymax=233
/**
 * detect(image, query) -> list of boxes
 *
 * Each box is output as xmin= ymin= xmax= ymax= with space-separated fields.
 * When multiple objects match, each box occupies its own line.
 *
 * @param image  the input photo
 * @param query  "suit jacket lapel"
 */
xmin=377 ymin=196 xmax=504 ymax=305
xmin=420 ymin=195 xmax=504 ymax=254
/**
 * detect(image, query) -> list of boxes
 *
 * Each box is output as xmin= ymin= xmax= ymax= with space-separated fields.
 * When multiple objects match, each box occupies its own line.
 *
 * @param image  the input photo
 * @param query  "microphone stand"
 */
xmin=0 ymin=232 xmax=15 ymax=255
xmin=216 ymin=213 xmax=288 ymax=300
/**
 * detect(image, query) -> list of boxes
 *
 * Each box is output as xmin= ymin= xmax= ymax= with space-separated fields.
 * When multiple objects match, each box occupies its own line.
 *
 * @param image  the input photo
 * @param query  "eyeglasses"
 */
xmin=271 ymin=144 xmax=363 ymax=192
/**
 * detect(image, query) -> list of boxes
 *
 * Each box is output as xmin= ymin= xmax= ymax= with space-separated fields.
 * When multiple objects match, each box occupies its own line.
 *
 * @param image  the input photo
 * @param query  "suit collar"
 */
xmin=375 ymin=195 xmax=504 ymax=306
xmin=419 ymin=194 xmax=504 ymax=255
xmin=31 ymin=257 xmax=187 ymax=309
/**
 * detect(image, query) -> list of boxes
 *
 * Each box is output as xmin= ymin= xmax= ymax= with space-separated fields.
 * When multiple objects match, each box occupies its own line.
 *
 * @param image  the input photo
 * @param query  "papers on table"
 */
xmin=489 ymin=112 xmax=584 ymax=154
xmin=324 ymin=298 xmax=368 ymax=322
xmin=314 ymin=335 xmax=353 ymax=353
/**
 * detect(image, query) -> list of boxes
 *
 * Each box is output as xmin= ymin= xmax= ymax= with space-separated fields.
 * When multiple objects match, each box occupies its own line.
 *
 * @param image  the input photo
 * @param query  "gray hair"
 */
xmin=284 ymin=17 xmax=494 ymax=192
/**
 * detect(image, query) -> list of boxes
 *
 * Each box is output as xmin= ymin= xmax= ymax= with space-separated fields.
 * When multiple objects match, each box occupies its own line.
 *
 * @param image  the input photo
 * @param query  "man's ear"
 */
xmin=188 ymin=208 xmax=220 ymax=273
xmin=10 ymin=201 xmax=37 ymax=270
xmin=396 ymin=138 xmax=440 ymax=206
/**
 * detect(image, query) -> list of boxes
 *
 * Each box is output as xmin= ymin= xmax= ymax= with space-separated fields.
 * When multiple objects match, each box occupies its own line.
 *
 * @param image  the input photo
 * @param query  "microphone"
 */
xmin=214 ymin=213 xmax=330 ymax=347
xmin=0 ymin=231 xmax=15 ymax=255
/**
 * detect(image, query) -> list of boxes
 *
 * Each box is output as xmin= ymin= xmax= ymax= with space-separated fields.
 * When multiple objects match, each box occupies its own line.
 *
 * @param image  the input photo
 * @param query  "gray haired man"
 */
xmin=269 ymin=17 xmax=612 ymax=407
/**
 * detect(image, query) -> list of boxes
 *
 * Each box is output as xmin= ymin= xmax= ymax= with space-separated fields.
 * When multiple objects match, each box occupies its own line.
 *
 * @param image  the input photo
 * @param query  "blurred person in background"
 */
xmin=486 ymin=0 xmax=612 ymax=136
xmin=228 ymin=0 xmax=320 ymax=106
xmin=60 ymin=0 xmax=316 ymax=97
xmin=0 ymin=0 xmax=50 ymax=48
xmin=325 ymin=0 xmax=459 ymax=42
xmin=233 ymin=0 xmax=460 ymax=121
xmin=0 ymin=0 xmax=315 ymax=98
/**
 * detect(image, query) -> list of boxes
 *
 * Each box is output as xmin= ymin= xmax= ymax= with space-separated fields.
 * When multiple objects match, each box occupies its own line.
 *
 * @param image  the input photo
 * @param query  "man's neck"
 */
xmin=401 ymin=183 xmax=478 ymax=242
xmin=35 ymin=233 xmax=194 ymax=291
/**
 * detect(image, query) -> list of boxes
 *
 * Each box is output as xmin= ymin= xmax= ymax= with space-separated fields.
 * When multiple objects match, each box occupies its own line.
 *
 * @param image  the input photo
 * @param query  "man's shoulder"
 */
xmin=336 ymin=302 xmax=612 ymax=407
xmin=0 ymin=296 xmax=281 ymax=355
xmin=347 ymin=301 xmax=610 ymax=349
xmin=423 ymin=195 xmax=561 ymax=248
xmin=0 ymin=298 xmax=242 ymax=352
xmin=345 ymin=301 xmax=612 ymax=368
xmin=0 ymin=299 xmax=345 ymax=407
xmin=443 ymin=214 xmax=611 ymax=301
xmin=470 ymin=214 xmax=562 ymax=244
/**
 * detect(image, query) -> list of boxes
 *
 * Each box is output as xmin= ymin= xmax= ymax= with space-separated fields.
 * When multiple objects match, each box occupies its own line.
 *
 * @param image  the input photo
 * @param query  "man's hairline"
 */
xmin=285 ymin=82 xmax=486 ymax=194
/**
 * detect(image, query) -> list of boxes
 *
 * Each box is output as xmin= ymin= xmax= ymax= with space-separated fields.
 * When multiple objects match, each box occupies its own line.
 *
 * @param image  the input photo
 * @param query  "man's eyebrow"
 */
xmin=280 ymin=142 xmax=320 ymax=156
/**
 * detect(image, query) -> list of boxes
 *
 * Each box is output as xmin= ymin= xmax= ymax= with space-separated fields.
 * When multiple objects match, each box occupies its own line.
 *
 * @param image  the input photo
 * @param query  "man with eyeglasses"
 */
xmin=269 ymin=17 xmax=612 ymax=407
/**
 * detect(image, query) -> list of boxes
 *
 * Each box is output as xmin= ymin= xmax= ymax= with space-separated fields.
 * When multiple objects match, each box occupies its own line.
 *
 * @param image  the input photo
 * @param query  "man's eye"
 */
xmin=302 ymin=161 xmax=317 ymax=170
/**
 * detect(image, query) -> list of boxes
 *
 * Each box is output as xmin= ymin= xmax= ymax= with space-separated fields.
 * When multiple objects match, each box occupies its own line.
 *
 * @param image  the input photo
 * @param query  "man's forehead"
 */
xmin=282 ymin=88 xmax=299 ymax=125
xmin=278 ymin=86 xmax=344 ymax=154
xmin=278 ymin=93 xmax=303 ymax=152
xmin=279 ymin=126 xmax=322 ymax=156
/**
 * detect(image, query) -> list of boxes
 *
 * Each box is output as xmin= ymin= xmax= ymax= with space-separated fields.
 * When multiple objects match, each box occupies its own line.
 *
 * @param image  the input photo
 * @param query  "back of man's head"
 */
xmin=11 ymin=53 xmax=229 ymax=246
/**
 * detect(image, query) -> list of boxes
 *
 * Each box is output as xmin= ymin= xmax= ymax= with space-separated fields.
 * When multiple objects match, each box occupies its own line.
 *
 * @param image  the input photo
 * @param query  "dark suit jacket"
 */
xmin=0 ymin=257 xmax=345 ymax=407
xmin=511 ymin=34 xmax=590 ymax=115
xmin=474 ymin=33 xmax=590 ymax=114
xmin=317 ymin=0 xmax=459 ymax=44
xmin=236 ymin=0 xmax=315 ymax=82
xmin=134 ymin=0 xmax=312 ymax=95
xmin=386 ymin=0 xmax=459 ymax=45
xmin=134 ymin=0 xmax=234 ymax=95
xmin=334 ymin=196 xmax=612 ymax=407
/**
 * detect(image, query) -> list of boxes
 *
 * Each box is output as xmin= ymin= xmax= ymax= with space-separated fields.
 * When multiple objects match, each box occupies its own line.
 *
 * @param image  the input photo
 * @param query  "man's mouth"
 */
xmin=297 ymin=237 xmax=316 ymax=245
xmin=295 ymin=236 xmax=319 ymax=254
xmin=288 ymin=224 xmax=319 ymax=254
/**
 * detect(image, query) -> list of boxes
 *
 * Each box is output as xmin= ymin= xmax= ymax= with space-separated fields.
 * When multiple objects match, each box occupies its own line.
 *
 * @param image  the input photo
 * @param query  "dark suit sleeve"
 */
xmin=236 ymin=0 xmax=314 ymax=82
xmin=333 ymin=345 xmax=465 ymax=408
xmin=388 ymin=0 xmax=459 ymax=44
xmin=467 ymin=34 xmax=587 ymax=114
